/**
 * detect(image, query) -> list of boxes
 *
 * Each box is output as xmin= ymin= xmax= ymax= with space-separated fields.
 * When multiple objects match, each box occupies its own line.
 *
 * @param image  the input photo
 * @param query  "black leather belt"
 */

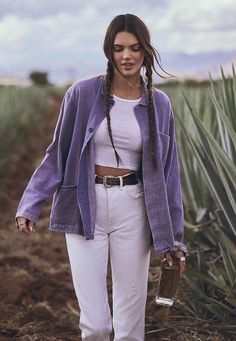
xmin=95 ymin=172 xmax=139 ymax=188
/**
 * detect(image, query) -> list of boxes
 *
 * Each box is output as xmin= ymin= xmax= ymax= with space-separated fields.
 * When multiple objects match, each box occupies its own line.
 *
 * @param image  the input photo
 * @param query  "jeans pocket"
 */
xmin=123 ymin=181 xmax=144 ymax=199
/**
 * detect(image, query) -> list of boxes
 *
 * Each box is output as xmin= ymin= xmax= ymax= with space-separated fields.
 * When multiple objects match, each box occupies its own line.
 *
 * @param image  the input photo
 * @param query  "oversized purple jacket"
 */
xmin=15 ymin=74 xmax=187 ymax=255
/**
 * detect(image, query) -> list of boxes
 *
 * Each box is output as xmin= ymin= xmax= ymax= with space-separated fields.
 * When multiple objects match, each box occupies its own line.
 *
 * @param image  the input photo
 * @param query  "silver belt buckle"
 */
xmin=103 ymin=175 xmax=116 ymax=188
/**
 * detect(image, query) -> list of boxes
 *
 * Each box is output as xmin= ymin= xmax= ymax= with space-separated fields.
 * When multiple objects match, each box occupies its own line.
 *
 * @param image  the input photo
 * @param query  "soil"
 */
xmin=0 ymin=94 xmax=228 ymax=341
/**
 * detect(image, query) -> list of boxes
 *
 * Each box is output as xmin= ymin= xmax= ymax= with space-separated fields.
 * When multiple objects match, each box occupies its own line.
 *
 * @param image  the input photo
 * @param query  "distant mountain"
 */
xmin=161 ymin=50 xmax=236 ymax=80
xmin=1 ymin=50 xmax=235 ymax=86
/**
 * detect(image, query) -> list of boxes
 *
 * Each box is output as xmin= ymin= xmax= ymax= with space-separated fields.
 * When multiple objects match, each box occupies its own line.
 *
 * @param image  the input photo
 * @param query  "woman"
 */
xmin=16 ymin=13 xmax=187 ymax=341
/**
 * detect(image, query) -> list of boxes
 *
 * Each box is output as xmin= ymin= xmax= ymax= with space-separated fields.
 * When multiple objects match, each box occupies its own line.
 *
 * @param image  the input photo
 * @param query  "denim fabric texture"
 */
xmin=65 ymin=179 xmax=151 ymax=340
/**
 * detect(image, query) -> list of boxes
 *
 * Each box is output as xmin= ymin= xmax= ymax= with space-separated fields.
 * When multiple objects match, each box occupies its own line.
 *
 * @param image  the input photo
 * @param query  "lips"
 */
xmin=122 ymin=63 xmax=134 ymax=68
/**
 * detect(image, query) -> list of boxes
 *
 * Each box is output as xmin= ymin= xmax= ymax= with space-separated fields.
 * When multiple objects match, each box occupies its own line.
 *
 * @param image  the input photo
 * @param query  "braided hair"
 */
xmin=145 ymin=63 xmax=157 ymax=169
xmin=104 ymin=61 xmax=123 ymax=168
xmin=103 ymin=14 xmax=174 ymax=170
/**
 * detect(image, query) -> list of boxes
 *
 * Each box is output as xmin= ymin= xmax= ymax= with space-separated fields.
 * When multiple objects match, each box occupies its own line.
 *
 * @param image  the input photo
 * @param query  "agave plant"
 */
xmin=0 ymin=85 xmax=49 ymax=174
xmin=173 ymin=65 xmax=236 ymax=335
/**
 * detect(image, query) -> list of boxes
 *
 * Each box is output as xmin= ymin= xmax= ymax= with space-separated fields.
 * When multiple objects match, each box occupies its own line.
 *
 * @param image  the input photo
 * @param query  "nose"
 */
xmin=122 ymin=48 xmax=131 ymax=59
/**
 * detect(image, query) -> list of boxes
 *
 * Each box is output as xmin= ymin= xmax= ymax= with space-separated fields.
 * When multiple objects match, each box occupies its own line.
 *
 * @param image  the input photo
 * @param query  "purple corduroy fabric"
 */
xmin=15 ymin=75 xmax=187 ymax=255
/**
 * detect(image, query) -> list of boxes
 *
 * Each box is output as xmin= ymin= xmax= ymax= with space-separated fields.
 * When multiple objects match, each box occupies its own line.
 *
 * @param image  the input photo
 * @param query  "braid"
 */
xmin=104 ymin=61 xmax=123 ymax=167
xmin=145 ymin=63 xmax=157 ymax=170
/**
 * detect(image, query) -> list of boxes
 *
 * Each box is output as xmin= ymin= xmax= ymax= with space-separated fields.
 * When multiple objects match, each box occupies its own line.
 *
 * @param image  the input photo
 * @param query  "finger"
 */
xmin=17 ymin=217 xmax=34 ymax=233
xmin=17 ymin=218 xmax=26 ymax=230
xmin=24 ymin=228 xmax=32 ymax=236
xmin=19 ymin=224 xmax=32 ymax=235
xmin=165 ymin=252 xmax=173 ymax=266
xmin=26 ymin=225 xmax=33 ymax=232
xmin=22 ymin=227 xmax=32 ymax=235
xmin=26 ymin=222 xmax=34 ymax=232
xmin=17 ymin=217 xmax=27 ymax=224
xmin=30 ymin=222 xmax=36 ymax=232
xmin=18 ymin=222 xmax=27 ymax=231
xmin=179 ymin=261 xmax=186 ymax=277
xmin=175 ymin=250 xmax=184 ymax=258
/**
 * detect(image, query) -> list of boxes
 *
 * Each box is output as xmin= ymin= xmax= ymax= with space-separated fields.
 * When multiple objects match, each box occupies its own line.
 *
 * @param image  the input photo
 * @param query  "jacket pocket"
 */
xmin=50 ymin=185 xmax=81 ymax=225
xmin=158 ymin=132 xmax=170 ymax=167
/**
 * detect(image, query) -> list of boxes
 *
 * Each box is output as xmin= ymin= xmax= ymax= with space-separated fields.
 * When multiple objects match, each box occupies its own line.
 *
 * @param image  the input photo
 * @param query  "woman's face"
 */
xmin=112 ymin=31 xmax=145 ymax=79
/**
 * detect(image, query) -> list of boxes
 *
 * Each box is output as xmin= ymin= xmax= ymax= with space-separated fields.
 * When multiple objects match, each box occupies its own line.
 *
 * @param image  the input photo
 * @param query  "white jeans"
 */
xmin=65 ymin=178 xmax=151 ymax=341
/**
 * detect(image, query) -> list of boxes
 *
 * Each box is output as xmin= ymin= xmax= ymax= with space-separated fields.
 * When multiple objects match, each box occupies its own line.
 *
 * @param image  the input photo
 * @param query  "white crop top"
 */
xmin=93 ymin=94 xmax=142 ymax=171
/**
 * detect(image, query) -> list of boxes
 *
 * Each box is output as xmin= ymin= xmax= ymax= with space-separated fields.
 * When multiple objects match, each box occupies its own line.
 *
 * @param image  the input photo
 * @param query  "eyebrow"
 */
xmin=113 ymin=43 xmax=141 ymax=47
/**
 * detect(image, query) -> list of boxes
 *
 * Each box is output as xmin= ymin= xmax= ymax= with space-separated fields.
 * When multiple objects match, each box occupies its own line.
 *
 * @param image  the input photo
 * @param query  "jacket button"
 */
xmin=88 ymin=127 xmax=93 ymax=133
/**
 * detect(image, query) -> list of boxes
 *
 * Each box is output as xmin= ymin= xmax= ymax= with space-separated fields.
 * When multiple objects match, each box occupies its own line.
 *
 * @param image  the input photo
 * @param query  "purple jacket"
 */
xmin=15 ymin=74 xmax=187 ymax=255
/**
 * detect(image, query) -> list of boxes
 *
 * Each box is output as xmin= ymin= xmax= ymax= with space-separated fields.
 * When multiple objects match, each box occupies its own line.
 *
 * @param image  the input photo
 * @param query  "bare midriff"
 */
xmin=95 ymin=164 xmax=136 ymax=177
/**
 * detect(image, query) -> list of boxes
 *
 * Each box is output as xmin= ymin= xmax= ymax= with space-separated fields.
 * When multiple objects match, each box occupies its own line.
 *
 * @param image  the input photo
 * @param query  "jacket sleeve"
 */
xmin=15 ymin=83 xmax=78 ymax=224
xmin=164 ymin=107 xmax=187 ymax=255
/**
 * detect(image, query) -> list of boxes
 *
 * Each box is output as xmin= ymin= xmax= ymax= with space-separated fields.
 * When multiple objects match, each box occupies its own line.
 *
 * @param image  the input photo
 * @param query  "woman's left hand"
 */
xmin=165 ymin=250 xmax=186 ymax=278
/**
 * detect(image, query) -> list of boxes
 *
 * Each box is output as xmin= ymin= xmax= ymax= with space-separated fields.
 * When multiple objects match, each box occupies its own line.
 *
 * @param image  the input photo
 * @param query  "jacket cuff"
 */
xmin=170 ymin=241 xmax=187 ymax=255
xmin=15 ymin=212 xmax=37 ymax=227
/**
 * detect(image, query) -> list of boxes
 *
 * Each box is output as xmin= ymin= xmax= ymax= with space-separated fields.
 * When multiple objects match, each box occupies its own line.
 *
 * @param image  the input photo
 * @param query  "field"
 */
xmin=0 ymin=81 xmax=234 ymax=340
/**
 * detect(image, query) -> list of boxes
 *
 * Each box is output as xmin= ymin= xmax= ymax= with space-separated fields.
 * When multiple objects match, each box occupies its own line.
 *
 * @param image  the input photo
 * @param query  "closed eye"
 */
xmin=131 ymin=46 xmax=142 ymax=51
xmin=113 ymin=44 xmax=142 ymax=52
xmin=113 ymin=46 xmax=123 ymax=52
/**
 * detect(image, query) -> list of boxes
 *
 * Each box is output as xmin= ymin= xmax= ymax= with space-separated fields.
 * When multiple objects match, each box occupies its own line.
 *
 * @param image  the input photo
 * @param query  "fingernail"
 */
xmin=29 ymin=226 xmax=32 ymax=232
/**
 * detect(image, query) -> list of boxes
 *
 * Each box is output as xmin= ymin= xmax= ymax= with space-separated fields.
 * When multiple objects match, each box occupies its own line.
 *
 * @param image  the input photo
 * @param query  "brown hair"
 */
xmin=103 ymin=13 xmax=172 ymax=170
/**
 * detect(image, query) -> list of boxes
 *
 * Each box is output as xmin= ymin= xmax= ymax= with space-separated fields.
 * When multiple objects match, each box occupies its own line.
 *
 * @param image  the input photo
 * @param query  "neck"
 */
xmin=111 ymin=72 xmax=142 ymax=99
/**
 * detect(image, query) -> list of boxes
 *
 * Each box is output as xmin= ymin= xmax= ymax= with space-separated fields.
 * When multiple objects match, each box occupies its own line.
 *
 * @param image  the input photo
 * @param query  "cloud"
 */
xmin=151 ymin=0 xmax=236 ymax=32
xmin=0 ymin=0 xmax=168 ymax=19
xmin=149 ymin=0 xmax=236 ymax=53
xmin=0 ymin=11 xmax=107 ymax=81
xmin=0 ymin=0 xmax=82 ymax=19
xmin=0 ymin=0 xmax=235 ymax=83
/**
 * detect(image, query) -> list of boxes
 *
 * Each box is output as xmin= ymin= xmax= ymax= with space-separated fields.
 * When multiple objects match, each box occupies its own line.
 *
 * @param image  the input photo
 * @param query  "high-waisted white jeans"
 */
xmin=65 ymin=177 xmax=151 ymax=341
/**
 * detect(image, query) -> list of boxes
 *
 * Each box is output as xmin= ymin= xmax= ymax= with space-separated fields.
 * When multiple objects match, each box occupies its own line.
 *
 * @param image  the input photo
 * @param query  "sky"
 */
xmin=0 ymin=0 xmax=236 ymax=84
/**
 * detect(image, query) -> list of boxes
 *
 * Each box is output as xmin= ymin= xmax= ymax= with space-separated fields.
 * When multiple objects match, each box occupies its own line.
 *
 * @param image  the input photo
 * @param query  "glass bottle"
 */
xmin=155 ymin=255 xmax=181 ymax=307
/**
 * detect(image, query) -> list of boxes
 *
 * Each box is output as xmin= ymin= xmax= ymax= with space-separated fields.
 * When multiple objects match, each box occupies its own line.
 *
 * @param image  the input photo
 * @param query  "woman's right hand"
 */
xmin=16 ymin=216 xmax=35 ymax=236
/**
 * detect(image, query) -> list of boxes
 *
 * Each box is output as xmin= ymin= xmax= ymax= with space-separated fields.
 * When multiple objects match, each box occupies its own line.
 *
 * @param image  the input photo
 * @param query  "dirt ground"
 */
xmin=0 ymin=215 xmax=164 ymax=340
xmin=0 ymin=95 xmax=228 ymax=341
xmin=0 ymin=213 xmax=227 ymax=341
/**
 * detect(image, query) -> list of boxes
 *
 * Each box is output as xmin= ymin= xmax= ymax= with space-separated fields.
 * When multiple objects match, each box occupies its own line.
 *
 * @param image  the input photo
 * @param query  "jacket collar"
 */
xmin=100 ymin=74 xmax=149 ymax=106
